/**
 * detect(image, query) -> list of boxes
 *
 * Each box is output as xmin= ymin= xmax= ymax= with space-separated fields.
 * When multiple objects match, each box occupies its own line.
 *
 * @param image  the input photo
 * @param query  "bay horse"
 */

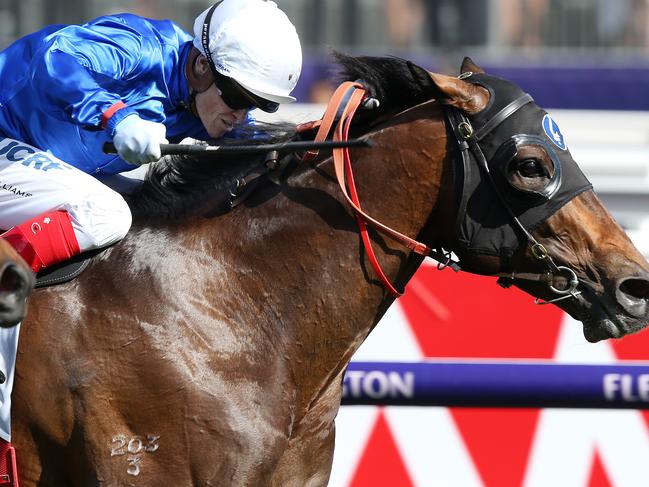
xmin=0 ymin=240 xmax=32 ymax=326
xmin=11 ymin=55 xmax=649 ymax=486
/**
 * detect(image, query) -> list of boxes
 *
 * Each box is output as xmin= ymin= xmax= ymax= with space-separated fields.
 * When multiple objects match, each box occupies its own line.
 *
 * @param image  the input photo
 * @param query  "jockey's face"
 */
xmin=194 ymin=83 xmax=249 ymax=138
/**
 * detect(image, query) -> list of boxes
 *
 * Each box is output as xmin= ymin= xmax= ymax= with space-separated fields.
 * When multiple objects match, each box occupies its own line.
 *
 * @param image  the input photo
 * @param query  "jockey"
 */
xmin=0 ymin=0 xmax=302 ymax=276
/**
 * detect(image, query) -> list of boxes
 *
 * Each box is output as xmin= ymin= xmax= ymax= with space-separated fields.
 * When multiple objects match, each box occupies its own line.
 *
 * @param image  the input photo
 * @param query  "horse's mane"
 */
xmin=126 ymin=122 xmax=296 ymax=222
xmin=331 ymin=52 xmax=437 ymax=121
xmin=128 ymin=54 xmax=436 ymax=222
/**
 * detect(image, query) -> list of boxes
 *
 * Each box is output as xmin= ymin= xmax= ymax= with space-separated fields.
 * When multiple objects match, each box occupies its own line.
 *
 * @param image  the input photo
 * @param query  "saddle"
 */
xmin=34 ymin=247 xmax=105 ymax=288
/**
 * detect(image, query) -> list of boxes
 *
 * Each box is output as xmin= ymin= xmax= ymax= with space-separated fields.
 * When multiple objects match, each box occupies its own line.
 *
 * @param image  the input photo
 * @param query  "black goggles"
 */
xmin=201 ymin=1 xmax=280 ymax=114
xmin=212 ymin=70 xmax=280 ymax=114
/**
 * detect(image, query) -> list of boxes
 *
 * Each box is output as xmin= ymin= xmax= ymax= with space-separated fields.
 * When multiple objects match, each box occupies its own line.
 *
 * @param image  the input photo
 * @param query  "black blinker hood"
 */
xmin=450 ymin=73 xmax=592 ymax=265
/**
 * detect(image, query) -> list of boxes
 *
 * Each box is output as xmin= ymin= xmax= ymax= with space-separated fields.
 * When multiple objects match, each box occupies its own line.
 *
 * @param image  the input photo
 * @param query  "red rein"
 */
xmin=300 ymin=82 xmax=432 ymax=297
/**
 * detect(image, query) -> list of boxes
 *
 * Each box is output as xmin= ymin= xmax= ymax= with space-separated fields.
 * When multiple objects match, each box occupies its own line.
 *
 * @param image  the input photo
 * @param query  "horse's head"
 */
xmin=0 ymin=239 xmax=33 ymax=326
xmin=428 ymin=57 xmax=649 ymax=342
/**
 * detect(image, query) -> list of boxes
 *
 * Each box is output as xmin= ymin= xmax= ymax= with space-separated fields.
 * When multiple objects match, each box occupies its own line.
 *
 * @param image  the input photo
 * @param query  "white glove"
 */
xmin=113 ymin=114 xmax=168 ymax=165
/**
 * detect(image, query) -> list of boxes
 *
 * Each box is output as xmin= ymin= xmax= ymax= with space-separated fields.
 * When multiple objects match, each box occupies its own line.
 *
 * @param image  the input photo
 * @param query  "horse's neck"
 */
xmin=227 ymin=104 xmax=451 ymax=408
xmin=56 ymin=105 xmax=451 ymax=416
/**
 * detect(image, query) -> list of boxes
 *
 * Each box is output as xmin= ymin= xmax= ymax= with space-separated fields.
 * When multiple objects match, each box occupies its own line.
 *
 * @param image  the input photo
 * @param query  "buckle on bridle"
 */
xmin=530 ymin=243 xmax=549 ymax=260
xmin=458 ymin=121 xmax=474 ymax=140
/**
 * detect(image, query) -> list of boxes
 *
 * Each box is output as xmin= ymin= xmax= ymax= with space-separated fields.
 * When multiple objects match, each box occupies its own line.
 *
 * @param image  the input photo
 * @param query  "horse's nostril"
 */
xmin=0 ymin=263 xmax=31 ymax=296
xmin=619 ymin=278 xmax=649 ymax=300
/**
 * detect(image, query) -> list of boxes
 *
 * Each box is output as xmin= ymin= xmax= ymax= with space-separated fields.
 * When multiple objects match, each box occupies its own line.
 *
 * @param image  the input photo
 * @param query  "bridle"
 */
xmin=302 ymin=75 xmax=590 ymax=304
xmin=444 ymin=77 xmax=583 ymax=305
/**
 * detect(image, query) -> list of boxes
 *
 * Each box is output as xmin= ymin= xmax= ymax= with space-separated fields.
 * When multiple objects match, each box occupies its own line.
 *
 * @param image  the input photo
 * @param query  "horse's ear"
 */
xmin=461 ymin=57 xmax=485 ymax=75
xmin=428 ymin=72 xmax=490 ymax=114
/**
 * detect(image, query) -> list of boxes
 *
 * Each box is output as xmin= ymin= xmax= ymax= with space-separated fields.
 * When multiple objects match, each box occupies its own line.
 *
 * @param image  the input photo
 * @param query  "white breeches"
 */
xmin=0 ymin=137 xmax=132 ymax=251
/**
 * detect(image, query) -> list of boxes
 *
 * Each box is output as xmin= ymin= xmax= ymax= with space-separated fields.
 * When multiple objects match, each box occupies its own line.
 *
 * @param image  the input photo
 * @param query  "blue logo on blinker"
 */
xmin=542 ymin=114 xmax=567 ymax=150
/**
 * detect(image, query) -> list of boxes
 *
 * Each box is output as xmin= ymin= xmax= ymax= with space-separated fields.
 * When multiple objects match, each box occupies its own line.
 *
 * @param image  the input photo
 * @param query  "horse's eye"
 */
xmin=517 ymin=159 xmax=545 ymax=178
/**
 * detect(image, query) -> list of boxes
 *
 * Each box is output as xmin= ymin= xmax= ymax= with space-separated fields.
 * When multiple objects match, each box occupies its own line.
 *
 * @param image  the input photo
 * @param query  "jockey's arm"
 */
xmin=28 ymin=28 xmax=149 ymax=131
xmin=28 ymin=20 xmax=175 ymax=163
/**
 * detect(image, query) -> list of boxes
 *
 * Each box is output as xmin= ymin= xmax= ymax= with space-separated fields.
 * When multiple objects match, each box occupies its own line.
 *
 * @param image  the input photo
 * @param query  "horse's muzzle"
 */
xmin=0 ymin=262 xmax=34 ymax=327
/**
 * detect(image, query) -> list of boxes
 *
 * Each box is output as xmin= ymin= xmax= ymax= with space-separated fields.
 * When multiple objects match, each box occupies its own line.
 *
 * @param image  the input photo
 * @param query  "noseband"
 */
xmin=445 ymin=77 xmax=589 ymax=305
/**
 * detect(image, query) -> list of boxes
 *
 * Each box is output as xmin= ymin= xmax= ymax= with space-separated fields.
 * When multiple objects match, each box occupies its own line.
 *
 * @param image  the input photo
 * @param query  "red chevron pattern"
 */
xmin=331 ymin=263 xmax=649 ymax=487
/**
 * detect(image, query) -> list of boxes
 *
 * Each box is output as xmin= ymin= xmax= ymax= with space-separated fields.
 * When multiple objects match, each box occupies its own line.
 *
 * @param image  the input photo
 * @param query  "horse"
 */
xmin=0 ymin=240 xmax=33 ymax=326
xmin=10 ymin=54 xmax=649 ymax=486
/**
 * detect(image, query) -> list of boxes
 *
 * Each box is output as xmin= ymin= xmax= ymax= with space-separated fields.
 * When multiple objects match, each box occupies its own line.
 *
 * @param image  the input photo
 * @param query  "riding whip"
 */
xmin=103 ymin=139 xmax=372 ymax=157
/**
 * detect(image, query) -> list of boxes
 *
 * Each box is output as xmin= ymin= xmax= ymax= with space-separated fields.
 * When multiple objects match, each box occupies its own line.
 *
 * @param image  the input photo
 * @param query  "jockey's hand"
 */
xmin=113 ymin=115 xmax=168 ymax=165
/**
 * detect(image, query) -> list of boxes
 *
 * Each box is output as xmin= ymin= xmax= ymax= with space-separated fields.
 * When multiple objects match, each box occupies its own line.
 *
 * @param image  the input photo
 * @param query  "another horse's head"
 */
xmin=0 ymin=239 xmax=33 ymax=326
xmin=417 ymin=57 xmax=649 ymax=342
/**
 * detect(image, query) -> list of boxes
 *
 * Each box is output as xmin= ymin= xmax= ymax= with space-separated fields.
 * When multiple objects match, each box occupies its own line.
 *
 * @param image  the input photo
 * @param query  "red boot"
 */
xmin=0 ymin=439 xmax=18 ymax=486
xmin=1 ymin=211 xmax=81 ymax=274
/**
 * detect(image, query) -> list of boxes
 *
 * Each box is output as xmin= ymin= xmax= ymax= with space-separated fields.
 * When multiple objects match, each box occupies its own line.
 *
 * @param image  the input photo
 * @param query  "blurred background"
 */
xmin=4 ymin=2 xmax=649 ymax=486
xmin=4 ymin=0 xmax=649 ymax=108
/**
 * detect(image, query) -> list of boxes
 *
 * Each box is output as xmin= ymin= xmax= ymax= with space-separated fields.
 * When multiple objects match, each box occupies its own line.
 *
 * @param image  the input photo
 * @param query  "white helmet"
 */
xmin=193 ymin=0 xmax=302 ymax=105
